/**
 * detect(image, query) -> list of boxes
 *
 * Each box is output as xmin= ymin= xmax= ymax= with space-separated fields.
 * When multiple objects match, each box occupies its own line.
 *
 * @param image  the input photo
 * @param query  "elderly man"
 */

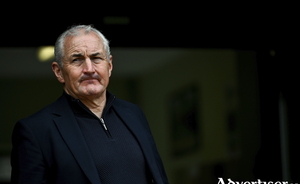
xmin=11 ymin=25 xmax=169 ymax=184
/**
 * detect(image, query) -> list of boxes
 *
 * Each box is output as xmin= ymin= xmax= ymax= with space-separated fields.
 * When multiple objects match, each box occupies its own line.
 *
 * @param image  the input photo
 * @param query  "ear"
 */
xmin=108 ymin=55 xmax=113 ymax=77
xmin=52 ymin=62 xmax=65 ymax=83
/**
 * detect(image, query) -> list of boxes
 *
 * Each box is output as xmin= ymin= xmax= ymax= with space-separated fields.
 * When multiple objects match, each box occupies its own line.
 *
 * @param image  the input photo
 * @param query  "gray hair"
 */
xmin=54 ymin=25 xmax=111 ymax=67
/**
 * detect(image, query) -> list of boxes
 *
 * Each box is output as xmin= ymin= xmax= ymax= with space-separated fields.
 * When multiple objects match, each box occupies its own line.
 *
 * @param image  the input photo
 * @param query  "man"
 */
xmin=11 ymin=25 xmax=169 ymax=184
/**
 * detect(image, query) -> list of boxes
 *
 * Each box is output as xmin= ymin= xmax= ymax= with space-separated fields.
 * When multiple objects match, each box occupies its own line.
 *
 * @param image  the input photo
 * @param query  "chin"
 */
xmin=81 ymin=87 xmax=105 ymax=96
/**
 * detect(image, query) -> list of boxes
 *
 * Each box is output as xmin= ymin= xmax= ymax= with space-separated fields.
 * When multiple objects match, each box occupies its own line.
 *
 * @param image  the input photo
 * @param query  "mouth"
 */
xmin=79 ymin=75 xmax=100 ymax=83
xmin=83 ymin=78 xmax=98 ymax=81
xmin=80 ymin=78 xmax=99 ymax=84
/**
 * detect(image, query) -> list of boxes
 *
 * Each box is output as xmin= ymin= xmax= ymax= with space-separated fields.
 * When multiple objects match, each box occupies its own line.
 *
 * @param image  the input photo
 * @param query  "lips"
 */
xmin=79 ymin=75 xmax=100 ymax=82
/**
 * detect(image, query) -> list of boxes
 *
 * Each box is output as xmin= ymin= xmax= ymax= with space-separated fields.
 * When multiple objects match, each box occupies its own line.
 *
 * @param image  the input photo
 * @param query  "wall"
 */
xmin=136 ymin=49 xmax=259 ymax=183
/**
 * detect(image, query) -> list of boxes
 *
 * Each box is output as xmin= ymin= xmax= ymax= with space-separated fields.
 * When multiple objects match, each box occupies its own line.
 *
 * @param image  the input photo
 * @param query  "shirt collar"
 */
xmin=64 ymin=90 xmax=116 ymax=117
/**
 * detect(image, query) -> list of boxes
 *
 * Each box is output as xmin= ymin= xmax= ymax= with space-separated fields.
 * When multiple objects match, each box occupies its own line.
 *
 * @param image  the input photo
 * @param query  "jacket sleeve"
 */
xmin=11 ymin=121 xmax=47 ymax=184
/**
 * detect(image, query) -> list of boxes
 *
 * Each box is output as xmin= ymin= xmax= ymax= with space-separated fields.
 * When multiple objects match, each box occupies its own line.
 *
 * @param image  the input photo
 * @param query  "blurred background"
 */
xmin=0 ymin=3 xmax=299 ymax=184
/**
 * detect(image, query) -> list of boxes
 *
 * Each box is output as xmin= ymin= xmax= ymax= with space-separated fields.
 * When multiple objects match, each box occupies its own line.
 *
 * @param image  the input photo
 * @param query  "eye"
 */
xmin=72 ymin=57 xmax=83 ymax=62
xmin=92 ymin=57 xmax=105 ymax=63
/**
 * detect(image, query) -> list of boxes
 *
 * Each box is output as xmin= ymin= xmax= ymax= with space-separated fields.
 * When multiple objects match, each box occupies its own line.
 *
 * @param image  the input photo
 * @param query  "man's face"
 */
xmin=52 ymin=32 xmax=113 ymax=100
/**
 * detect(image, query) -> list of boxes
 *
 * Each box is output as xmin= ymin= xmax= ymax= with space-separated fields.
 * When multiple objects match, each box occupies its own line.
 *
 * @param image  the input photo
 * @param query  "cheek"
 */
xmin=97 ymin=66 xmax=111 ymax=77
xmin=62 ymin=70 xmax=80 ymax=84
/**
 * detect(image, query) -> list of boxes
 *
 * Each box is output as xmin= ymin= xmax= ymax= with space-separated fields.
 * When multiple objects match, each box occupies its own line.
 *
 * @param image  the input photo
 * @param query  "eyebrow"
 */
xmin=71 ymin=53 xmax=84 ymax=58
xmin=71 ymin=52 xmax=104 ymax=58
xmin=90 ymin=52 xmax=102 ymax=57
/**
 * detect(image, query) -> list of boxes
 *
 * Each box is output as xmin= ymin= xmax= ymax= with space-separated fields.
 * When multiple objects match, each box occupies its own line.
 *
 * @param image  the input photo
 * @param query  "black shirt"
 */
xmin=66 ymin=92 xmax=152 ymax=184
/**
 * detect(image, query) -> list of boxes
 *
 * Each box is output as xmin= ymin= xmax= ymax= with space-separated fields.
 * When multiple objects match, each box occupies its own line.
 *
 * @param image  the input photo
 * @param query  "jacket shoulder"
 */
xmin=18 ymin=95 xmax=68 ymax=125
xmin=113 ymin=98 xmax=137 ymax=107
xmin=113 ymin=98 xmax=144 ymax=113
xmin=112 ymin=98 xmax=149 ymax=126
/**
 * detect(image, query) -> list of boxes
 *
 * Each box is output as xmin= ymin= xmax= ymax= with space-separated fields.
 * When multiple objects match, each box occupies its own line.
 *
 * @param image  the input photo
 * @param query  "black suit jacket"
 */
xmin=11 ymin=94 xmax=168 ymax=184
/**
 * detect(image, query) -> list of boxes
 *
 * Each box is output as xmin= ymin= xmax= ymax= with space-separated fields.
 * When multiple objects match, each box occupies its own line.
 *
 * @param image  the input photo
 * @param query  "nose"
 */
xmin=83 ymin=58 xmax=95 ymax=73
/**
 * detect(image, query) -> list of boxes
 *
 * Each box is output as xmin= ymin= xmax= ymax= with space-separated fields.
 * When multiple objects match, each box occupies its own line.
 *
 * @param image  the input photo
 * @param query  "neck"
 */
xmin=80 ymin=96 xmax=106 ymax=118
xmin=66 ymin=90 xmax=107 ymax=118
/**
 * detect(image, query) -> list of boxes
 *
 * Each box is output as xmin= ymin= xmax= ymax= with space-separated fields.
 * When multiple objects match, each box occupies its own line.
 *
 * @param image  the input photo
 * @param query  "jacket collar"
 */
xmin=52 ymin=94 xmax=101 ymax=184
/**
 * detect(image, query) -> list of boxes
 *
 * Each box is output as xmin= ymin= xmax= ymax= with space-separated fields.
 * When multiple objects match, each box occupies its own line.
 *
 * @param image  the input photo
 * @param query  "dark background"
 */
xmin=1 ymin=2 xmax=298 ymax=182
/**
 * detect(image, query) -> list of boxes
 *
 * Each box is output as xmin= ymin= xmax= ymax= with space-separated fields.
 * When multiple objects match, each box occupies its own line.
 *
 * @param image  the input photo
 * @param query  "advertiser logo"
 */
xmin=218 ymin=178 xmax=298 ymax=184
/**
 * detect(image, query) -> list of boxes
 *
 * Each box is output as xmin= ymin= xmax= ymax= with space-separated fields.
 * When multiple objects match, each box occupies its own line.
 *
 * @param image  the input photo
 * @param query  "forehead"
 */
xmin=63 ymin=32 xmax=104 ymax=54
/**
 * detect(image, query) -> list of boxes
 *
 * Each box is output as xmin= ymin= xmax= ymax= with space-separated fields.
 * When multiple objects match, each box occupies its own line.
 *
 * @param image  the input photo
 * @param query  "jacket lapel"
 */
xmin=52 ymin=96 xmax=101 ymax=184
xmin=113 ymin=103 xmax=164 ymax=183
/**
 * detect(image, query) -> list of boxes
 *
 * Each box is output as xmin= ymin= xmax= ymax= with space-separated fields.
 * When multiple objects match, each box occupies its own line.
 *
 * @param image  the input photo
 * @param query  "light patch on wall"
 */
xmin=37 ymin=46 xmax=54 ymax=62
